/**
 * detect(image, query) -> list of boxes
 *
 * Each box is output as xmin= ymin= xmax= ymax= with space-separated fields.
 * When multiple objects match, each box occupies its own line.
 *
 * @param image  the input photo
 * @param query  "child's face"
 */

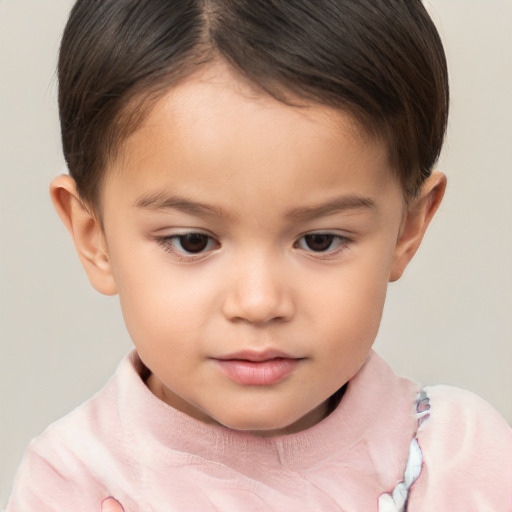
xmin=68 ymin=65 xmax=434 ymax=436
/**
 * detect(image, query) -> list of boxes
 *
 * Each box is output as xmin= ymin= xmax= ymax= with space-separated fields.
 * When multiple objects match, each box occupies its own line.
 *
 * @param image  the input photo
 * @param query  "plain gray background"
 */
xmin=1 ymin=0 xmax=511 ymax=505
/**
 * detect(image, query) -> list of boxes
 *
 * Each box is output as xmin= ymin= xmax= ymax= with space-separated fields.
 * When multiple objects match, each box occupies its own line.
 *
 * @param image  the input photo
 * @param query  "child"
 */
xmin=6 ymin=0 xmax=512 ymax=511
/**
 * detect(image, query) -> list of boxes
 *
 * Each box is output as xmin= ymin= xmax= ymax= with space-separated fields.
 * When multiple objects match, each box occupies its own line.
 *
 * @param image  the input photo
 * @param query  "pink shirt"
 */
xmin=7 ymin=350 xmax=512 ymax=511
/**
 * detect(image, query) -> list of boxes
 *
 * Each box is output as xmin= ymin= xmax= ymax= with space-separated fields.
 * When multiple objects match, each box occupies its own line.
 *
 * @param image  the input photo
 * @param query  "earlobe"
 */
xmin=389 ymin=170 xmax=446 ymax=282
xmin=50 ymin=175 xmax=118 ymax=296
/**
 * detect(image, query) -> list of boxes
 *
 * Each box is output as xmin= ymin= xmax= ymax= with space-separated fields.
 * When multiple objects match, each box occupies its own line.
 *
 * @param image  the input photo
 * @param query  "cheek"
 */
xmin=112 ymin=252 xmax=219 ymax=350
xmin=310 ymin=253 xmax=391 ymax=363
xmin=317 ymin=253 xmax=389 ymax=323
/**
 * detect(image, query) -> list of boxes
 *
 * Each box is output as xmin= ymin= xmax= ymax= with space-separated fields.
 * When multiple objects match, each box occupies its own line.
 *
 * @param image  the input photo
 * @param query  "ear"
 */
xmin=50 ymin=175 xmax=117 ymax=295
xmin=389 ymin=170 xmax=446 ymax=282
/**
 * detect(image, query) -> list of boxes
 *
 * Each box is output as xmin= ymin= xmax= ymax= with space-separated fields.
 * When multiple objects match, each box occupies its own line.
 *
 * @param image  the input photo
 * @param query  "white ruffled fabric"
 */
xmin=378 ymin=390 xmax=431 ymax=512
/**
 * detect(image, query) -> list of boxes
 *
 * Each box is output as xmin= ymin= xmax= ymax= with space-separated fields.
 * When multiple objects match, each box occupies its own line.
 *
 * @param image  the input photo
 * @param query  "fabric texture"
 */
xmin=6 ymin=350 xmax=512 ymax=512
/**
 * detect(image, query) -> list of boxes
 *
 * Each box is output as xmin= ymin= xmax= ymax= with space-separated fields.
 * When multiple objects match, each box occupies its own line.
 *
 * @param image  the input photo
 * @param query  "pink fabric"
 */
xmin=412 ymin=385 xmax=512 ymax=510
xmin=6 ymin=350 xmax=512 ymax=511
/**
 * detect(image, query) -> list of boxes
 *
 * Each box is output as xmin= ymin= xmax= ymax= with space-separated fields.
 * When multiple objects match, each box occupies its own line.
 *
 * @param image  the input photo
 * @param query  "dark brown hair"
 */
xmin=58 ymin=0 xmax=449 ymax=210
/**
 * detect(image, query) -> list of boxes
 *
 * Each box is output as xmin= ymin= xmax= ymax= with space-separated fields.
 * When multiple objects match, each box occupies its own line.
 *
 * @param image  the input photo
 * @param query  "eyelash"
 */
xmin=155 ymin=232 xmax=351 ymax=261
xmin=156 ymin=233 xmax=219 ymax=261
xmin=294 ymin=233 xmax=350 ymax=258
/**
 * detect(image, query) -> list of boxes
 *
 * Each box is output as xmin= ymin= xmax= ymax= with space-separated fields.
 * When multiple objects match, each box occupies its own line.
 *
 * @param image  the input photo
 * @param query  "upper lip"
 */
xmin=214 ymin=349 xmax=300 ymax=362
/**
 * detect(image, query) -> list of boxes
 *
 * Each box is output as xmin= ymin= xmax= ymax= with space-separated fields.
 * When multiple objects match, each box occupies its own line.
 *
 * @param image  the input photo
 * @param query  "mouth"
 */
xmin=213 ymin=350 xmax=302 ymax=386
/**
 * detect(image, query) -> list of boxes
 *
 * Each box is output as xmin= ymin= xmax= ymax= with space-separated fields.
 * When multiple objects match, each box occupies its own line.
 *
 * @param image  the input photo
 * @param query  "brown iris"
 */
xmin=178 ymin=234 xmax=210 ymax=253
xmin=303 ymin=234 xmax=335 ymax=251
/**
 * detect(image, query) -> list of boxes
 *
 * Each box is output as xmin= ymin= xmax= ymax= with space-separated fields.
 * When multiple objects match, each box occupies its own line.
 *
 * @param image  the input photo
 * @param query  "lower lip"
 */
xmin=214 ymin=358 xmax=300 ymax=386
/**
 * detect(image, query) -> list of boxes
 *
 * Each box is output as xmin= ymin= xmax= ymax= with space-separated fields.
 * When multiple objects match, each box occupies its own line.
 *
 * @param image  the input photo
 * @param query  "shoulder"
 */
xmin=409 ymin=385 xmax=512 ymax=511
xmin=27 ymin=360 xmax=124 ymax=463
xmin=6 ymin=357 xmax=132 ymax=512
xmin=421 ymin=384 xmax=512 ymax=457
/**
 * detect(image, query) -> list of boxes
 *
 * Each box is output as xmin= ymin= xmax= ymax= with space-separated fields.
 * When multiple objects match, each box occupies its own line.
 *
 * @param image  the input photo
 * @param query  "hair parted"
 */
xmin=58 ymin=0 xmax=449 ymax=210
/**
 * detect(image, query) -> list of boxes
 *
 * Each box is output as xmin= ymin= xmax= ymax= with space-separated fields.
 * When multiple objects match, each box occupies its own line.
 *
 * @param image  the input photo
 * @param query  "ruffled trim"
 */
xmin=378 ymin=390 xmax=431 ymax=512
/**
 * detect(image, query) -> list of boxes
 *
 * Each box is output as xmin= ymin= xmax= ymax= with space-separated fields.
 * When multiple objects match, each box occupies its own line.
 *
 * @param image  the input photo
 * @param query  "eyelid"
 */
xmin=153 ymin=229 xmax=352 ymax=262
xmin=294 ymin=231 xmax=352 ymax=258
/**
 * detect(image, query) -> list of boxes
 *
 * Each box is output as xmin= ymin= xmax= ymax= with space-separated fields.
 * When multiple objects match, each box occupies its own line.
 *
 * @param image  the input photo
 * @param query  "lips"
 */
xmin=213 ymin=350 xmax=302 ymax=386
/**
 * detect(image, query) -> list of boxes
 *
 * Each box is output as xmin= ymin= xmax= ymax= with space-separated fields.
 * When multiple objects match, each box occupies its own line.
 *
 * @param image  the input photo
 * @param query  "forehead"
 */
xmin=129 ymin=66 xmax=364 ymax=149
xmin=103 ymin=64 xmax=400 ymax=216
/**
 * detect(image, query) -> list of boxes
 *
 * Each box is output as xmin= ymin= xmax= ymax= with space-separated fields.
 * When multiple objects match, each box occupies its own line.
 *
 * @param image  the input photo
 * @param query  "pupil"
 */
xmin=305 ymin=234 xmax=333 ymax=251
xmin=180 ymin=234 xmax=208 ymax=253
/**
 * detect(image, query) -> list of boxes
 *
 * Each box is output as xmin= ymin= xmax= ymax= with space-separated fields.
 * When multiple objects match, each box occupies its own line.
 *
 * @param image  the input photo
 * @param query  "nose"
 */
xmin=222 ymin=254 xmax=295 ymax=325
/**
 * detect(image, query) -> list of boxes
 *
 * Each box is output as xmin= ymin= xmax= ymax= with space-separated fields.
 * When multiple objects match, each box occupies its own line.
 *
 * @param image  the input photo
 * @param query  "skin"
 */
xmin=51 ymin=64 xmax=445 ymax=442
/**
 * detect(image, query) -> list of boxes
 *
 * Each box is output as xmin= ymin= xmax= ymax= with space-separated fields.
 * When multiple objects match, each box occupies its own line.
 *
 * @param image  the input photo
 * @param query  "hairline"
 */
xmin=84 ymin=60 xmax=410 ymax=221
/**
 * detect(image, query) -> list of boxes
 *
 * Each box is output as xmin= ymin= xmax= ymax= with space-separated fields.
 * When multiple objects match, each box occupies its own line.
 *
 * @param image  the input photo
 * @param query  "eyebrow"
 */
xmin=135 ymin=192 xmax=376 ymax=220
xmin=285 ymin=196 xmax=376 ymax=221
xmin=135 ymin=193 xmax=231 ymax=218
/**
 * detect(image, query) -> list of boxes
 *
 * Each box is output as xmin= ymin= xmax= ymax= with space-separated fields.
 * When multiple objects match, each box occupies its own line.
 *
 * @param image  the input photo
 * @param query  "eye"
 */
xmin=174 ymin=233 xmax=212 ymax=253
xmin=157 ymin=233 xmax=219 ymax=257
xmin=295 ymin=233 xmax=348 ymax=253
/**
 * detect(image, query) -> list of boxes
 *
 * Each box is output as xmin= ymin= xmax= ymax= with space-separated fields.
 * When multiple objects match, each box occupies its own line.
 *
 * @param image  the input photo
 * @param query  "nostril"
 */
xmin=230 ymin=312 xmax=289 ymax=325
